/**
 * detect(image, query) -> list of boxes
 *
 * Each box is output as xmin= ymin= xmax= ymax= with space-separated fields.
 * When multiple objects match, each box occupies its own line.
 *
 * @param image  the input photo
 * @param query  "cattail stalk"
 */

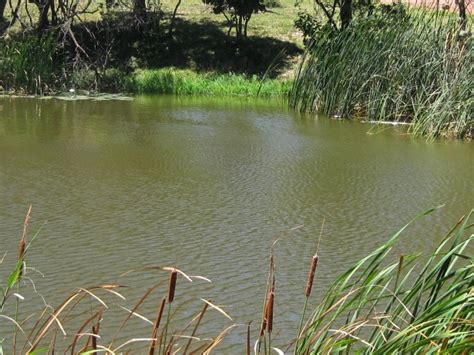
xmin=266 ymin=291 xmax=274 ymax=354
xmin=394 ymin=255 xmax=404 ymax=291
xmin=162 ymin=269 xmax=177 ymax=355
xmin=13 ymin=205 xmax=32 ymax=355
xmin=305 ymin=255 xmax=319 ymax=298
xmin=296 ymin=254 xmax=319 ymax=353
xmin=149 ymin=297 xmax=166 ymax=355
xmin=246 ymin=322 xmax=251 ymax=355
xmin=168 ymin=269 xmax=177 ymax=303
xmin=91 ymin=324 xmax=99 ymax=355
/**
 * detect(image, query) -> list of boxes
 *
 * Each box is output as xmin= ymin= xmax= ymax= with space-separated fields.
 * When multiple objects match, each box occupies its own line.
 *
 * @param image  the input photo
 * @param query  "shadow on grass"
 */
xmin=142 ymin=18 xmax=302 ymax=77
xmin=72 ymin=15 xmax=302 ymax=78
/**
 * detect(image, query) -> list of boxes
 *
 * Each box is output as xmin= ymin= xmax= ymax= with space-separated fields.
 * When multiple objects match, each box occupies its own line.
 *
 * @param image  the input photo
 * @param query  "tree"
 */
xmin=0 ymin=0 xmax=7 ymax=23
xmin=203 ymin=0 xmax=265 ymax=38
xmin=134 ymin=0 xmax=147 ymax=22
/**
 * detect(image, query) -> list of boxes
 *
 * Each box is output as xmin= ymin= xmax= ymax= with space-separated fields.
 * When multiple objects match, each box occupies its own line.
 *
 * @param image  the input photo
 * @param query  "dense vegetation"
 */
xmin=0 ymin=0 xmax=472 ymax=137
xmin=290 ymin=3 xmax=473 ymax=139
xmin=0 ymin=0 xmax=301 ymax=95
xmin=1 ymin=207 xmax=472 ymax=353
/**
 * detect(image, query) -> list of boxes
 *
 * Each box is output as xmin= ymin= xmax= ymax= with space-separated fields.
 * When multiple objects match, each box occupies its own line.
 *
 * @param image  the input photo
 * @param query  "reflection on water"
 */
xmin=0 ymin=95 xmax=473 ymax=351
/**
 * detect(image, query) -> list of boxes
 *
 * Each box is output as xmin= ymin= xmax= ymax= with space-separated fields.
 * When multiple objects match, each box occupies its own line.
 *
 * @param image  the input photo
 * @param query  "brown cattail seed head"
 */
xmin=168 ymin=269 xmax=177 ymax=303
xmin=305 ymin=254 xmax=319 ymax=298
xmin=266 ymin=292 xmax=274 ymax=333
xmin=18 ymin=238 xmax=26 ymax=261
xmin=259 ymin=313 xmax=267 ymax=337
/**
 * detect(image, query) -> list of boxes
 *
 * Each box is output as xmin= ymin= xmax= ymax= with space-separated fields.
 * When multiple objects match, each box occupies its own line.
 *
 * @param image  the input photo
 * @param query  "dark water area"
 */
xmin=0 ymin=95 xmax=472 ymax=352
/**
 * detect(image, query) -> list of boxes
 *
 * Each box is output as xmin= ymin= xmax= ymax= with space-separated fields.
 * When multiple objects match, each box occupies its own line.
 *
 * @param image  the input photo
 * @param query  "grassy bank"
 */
xmin=290 ymin=8 xmax=474 ymax=139
xmin=1 ymin=206 xmax=473 ymax=353
xmin=0 ymin=0 xmax=304 ymax=96
xmin=131 ymin=69 xmax=292 ymax=97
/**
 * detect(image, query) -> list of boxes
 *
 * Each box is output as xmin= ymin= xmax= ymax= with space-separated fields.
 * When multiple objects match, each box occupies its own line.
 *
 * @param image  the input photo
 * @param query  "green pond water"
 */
xmin=0 ymin=95 xmax=472 ymax=352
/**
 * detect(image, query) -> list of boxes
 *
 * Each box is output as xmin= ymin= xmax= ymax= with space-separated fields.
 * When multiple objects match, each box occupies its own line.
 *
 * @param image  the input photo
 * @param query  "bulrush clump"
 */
xmin=305 ymin=254 xmax=319 ymax=298
xmin=168 ymin=269 xmax=177 ymax=303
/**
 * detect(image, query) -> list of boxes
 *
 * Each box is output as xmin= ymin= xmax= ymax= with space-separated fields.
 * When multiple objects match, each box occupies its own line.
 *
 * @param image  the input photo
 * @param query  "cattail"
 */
xmin=259 ymin=314 xmax=267 ymax=337
xmin=266 ymin=291 xmax=274 ymax=333
xmin=149 ymin=297 xmax=166 ymax=355
xmin=305 ymin=254 xmax=319 ymax=297
xmin=246 ymin=322 xmax=251 ymax=355
xmin=91 ymin=324 xmax=98 ymax=355
xmin=17 ymin=236 xmax=26 ymax=278
xmin=397 ymin=255 xmax=404 ymax=277
xmin=18 ymin=205 xmax=32 ymax=277
xmin=18 ymin=237 xmax=26 ymax=262
xmin=168 ymin=269 xmax=177 ymax=303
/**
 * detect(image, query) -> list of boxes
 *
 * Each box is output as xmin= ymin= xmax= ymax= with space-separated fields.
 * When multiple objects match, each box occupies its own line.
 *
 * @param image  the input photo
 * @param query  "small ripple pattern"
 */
xmin=0 ymin=96 xmax=472 ymax=352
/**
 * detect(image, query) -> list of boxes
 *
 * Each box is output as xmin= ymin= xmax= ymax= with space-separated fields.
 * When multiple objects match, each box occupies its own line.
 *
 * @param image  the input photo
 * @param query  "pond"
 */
xmin=0 ymin=95 xmax=473 ymax=351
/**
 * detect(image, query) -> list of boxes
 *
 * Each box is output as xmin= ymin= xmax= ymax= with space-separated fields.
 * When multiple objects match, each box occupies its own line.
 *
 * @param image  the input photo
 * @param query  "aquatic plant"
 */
xmin=1 ymin=206 xmax=472 ymax=353
xmin=294 ymin=208 xmax=474 ymax=353
xmin=290 ymin=7 xmax=474 ymax=139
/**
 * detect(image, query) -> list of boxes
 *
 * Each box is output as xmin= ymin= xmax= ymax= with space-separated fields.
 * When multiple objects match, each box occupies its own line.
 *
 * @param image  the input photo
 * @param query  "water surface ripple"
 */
xmin=0 ymin=96 xmax=472 ymax=351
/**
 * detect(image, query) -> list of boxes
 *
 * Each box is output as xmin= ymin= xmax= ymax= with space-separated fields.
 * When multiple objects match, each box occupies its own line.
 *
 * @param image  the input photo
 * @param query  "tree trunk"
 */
xmin=134 ymin=0 xmax=147 ymax=22
xmin=244 ymin=14 xmax=251 ymax=37
xmin=106 ymin=0 xmax=115 ymax=9
xmin=237 ymin=15 xmax=242 ymax=38
xmin=457 ymin=0 xmax=467 ymax=31
xmin=37 ymin=0 xmax=50 ymax=30
xmin=0 ymin=0 xmax=7 ymax=22
xmin=169 ymin=0 xmax=182 ymax=35
xmin=340 ymin=0 xmax=352 ymax=29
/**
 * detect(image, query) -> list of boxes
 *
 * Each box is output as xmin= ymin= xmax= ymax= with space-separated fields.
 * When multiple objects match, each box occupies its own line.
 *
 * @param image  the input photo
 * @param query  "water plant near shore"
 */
xmin=132 ymin=69 xmax=292 ymax=98
xmin=1 ymin=206 xmax=472 ymax=353
xmin=290 ymin=7 xmax=473 ymax=139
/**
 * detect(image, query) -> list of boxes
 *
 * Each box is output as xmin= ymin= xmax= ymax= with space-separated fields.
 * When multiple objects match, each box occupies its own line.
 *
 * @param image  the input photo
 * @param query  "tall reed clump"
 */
xmin=0 ymin=35 xmax=56 ymax=95
xmin=290 ymin=6 xmax=473 ymax=139
xmin=295 ymin=207 xmax=474 ymax=353
xmin=132 ymin=69 xmax=292 ymax=98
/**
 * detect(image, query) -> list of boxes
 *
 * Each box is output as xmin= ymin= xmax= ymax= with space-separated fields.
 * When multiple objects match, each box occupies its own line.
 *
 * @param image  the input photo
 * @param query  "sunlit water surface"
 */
xmin=0 ymin=96 xmax=472 ymax=352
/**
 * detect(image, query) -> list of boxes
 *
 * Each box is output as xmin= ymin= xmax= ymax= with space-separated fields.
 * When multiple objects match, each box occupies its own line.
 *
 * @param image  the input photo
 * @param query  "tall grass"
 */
xmin=290 ymin=7 xmax=473 ymax=139
xmin=132 ymin=69 xmax=292 ymax=98
xmin=1 ymin=206 xmax=472 ymax=353
xmin=0 ymin=35 xmax=56 ymax=95
xmin=295 ymin=207 xmax=474 ymax=353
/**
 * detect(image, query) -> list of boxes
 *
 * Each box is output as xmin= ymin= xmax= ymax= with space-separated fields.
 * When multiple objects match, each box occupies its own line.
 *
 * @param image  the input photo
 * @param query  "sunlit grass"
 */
xmin=132 ymin=68 xmax=292 ymax=97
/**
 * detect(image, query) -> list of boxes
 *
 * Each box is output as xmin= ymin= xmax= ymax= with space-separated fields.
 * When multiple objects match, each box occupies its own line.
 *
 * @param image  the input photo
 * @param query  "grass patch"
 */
xmin=131 ymin=68 xmax=292 ymax=97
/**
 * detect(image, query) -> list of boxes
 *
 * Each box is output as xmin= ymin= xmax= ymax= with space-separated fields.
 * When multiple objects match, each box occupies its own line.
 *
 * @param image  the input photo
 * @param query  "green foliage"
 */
xmin=290 ymin=8 xmax=474 ymax=139
xmin=297 ymin=208 xmax=474 ymax=353
xmin=202 ymin=0 xmax=266 ymax=37
xmin=132 ymin=68 xmax=291 ymax=97
xmin=0 ymin=35 xmax=56 ymax=94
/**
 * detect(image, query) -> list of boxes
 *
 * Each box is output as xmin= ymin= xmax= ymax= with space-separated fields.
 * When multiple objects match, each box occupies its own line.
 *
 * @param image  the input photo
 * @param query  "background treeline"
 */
xmin=0 ymin=0 xmax=302 ymax=94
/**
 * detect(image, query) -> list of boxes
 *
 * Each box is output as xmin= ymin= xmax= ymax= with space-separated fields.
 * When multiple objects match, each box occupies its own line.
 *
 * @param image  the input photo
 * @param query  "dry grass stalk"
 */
xmin=183 ymin=302 xmax=209 ymax=354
